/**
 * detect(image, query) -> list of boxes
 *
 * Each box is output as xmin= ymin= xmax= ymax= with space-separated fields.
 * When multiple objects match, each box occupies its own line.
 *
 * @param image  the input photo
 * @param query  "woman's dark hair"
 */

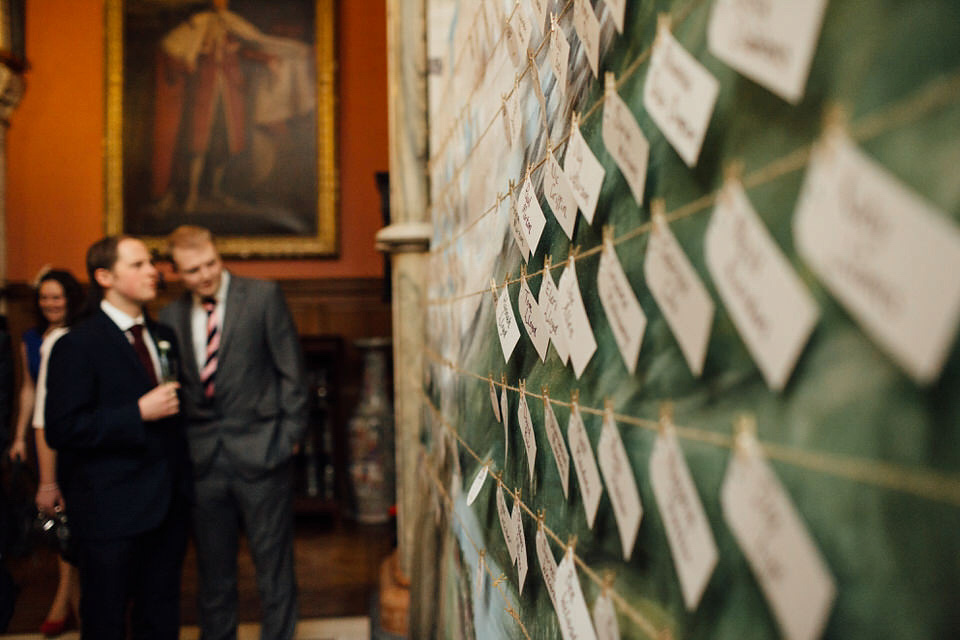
xmin=35 ymin=269 xmax=85 ymax=331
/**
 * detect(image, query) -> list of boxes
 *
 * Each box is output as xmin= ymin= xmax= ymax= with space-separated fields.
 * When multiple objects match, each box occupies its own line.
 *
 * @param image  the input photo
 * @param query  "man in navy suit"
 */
xmin=45 ymin=235 xmax=190 ymax=640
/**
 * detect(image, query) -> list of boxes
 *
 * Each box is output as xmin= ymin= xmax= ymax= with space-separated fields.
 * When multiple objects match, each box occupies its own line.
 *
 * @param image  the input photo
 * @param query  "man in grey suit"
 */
xmin=159 ymin=225 xmax=307 ymax=640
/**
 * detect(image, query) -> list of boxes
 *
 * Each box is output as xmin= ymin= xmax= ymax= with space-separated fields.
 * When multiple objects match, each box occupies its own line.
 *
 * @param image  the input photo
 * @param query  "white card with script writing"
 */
xmin=544 ymin=148 xmax=579 ymax=240
xmin=721 ymin=439 xmax=836 ymax=640
xmin=564 ymin=122 xmax=606 ymax=224
xmin=644 ymin=25 xmax=719 ymax=167
xmin=512 ymin=498 xmax=529 ymax=593
xmin=530 ymin=0 xmax=549 ymax=34
xmin=568 ymin=403 xmax=603 ymax=529
xmin=794 ymin=132 xmax=960 ymax=384
xmin=598 ymin=241 xmax=647 ymax=374
xmin=466 ymin=464 xmax=489 ymax=506
xmin=554 ymin=550 xmax=599 ymax=640
xmin=450 ymin=435 xmax=462 ymax=500
xmin=531 ymin=59 xmax=548 ymax=130
xmin=509 ymin=189 xmax=531 ymax=261
xmin=543 ymin=396 xmax=571 ymax=499
xmin=550 ymin=20 xmax=571 ymax=95
xmin=497 ymin=484 xmax=519 ymax=565
xmin=519 ymin=277 xmax=550 ymax=361
xmin=518 ymin=172 xmax=547 ymax=255
xmin=540 ymin=269 xmax=571 ymax=364
xmin=490 ymin=379 xmax=501 ymax=423
xmin=606 ymin=0 xmax=626 ymax=34
xmin=644 ymin=215 xmax=715 ymax=376
xmin=501 ymin=385 xmax=510 ymax=464
xmin=573 ymin=0 xmax=601 ymax=77
xmin=505 ymin=4 xmax=533 ymax=70
xmin=518 ymin=389 xmax=538 ymax=483
xmin=603 ymin=80 xmax=650 ymax=205
xmin=536 ymin=525 xmax=559 ymax=610
xmin=592 ymin=591 xmax=619 ymax=640
xmin=708 ymin=0 xmax=827 ymax=104
xmin=597 ymin=412 xmax=643 ymax=559
xmin=503 ymin=88 xmax=523 ymax=148
xmin=650 ymin=426 xmax=717 ymax=610
xmin=706 ymin=179 xmax=818 ymax=390
xmin=559 ymin=260 xmax=598 ymax=379
xmin=495 ymin=283 xmax=522 ymax=364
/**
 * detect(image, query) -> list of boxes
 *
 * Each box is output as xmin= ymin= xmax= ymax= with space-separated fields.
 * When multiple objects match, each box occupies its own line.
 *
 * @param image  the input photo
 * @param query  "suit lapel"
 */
xmin=95 ymin=310 xmax=153 ymax=387
xmin=177 ymin=293 xmax=201 ymax=381
xmin=218 ymin=275 xmax=246 ymax=364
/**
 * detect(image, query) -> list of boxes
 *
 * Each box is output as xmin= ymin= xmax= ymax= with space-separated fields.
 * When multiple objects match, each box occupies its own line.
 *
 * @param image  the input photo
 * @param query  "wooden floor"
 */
xmin=3 ymin=515 xmax=395 ymax=637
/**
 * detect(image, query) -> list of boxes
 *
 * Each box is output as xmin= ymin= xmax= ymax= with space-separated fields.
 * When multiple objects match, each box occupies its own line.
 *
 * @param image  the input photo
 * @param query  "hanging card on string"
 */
xmin=643 ymin=19 xmax=719 ymax=167
xmin=597 ymin=410 xmax=643 ymax=560
xmin=466 ymin=464 xmax=489 ymax=506
xmin=450 ymin=436 xmax=462 ymax=501
xmin=536 ymin=524 xmax=559 ymax=610
xmin=501 ymin=383 xmax=510 ymax=464
xmin=530 ymin=0 xmax=549 ymax=35
xmin=550 ymin=14 xmax=570 ymax=95
xmin=554 ymin=550 xmax=600 ymax=640
xmin=512 ymin=497 xmax=529 ymax=593
xmin=530 ymin=56 xmax=548 ymax=130
xmin=573 ymin=0 xmax=601 ymax=77
xmin=559 ymin=258 xmax=598 ymax=379
xmin=497 ymin=484 xmax=519 ymax=565
xmin=543 ymin=392 xmax=570 ymax=499
xmin=794 ymin=128 xmax=960 ymax=384
xmin=706 ymin=177 xmax=818 ymax=391
xmin=518 ymin=171 xmax=547 ymax=254
xmin=564 ymin=116 xmax=606 ymax=224
xmin=495 ymin=280 xmax=522 ymax=363
xmin=602 ymin=73 xmax=649 ymax=205
xmin=708 ymin=0 xmax=827 ymax=104
xmin=568 ymin=401 xmax=603 ymax=528
xmin=490 ymin=378 xmax=502 ymax=423
xmin=505 ymin=3 xmax=533 ymax=70
xmin=592 ymin=591 xmax=619 ymax=640
xmin=644 ymin=209 xmax=715 ymax=377
xmin=606 ymin=0 xmax=626 ymax=34
xmin=503 ymin=89 xmax=523 ymax=148
xmin=508 ymin=188 xmax=532 ymax=261
xmin=540 ymin=265 xmax=571 ymax=364
xmin=517 ymin=383 xmax=538 ymax=483
xmin=597 ymin=237 xmax=647 ymax=374
xmin=544 ymin=148 xmax=579 ymax=240
xmin=519 ymin=275 xmax=550 ymax=361
xmin=722 ymin=427 xmax=836 ymax=640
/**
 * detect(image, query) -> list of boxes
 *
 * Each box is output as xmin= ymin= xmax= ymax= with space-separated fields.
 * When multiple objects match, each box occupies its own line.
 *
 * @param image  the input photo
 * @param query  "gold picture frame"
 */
xmin=106 ymin=0 xmax=338 ymax=258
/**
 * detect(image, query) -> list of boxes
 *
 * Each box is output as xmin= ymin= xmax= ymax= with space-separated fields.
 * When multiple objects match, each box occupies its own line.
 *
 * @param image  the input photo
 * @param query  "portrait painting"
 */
xmin=106 ymin=0 xmax=338 ymax=257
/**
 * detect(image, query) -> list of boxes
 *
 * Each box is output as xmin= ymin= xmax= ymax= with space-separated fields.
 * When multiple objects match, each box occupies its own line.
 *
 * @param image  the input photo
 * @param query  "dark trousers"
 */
xmin=192 ymin=448 xmax=297 ymax=640
xmin=77 ymin=497 xmax=188 ymax=640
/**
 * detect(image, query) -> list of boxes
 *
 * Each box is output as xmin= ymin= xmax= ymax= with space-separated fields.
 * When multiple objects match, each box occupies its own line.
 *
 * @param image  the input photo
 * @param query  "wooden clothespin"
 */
xmin=651 ymin=198 xmax=668 ymax=232
xmin=655 ymin=13 xmax=672 ymax=45
xmin=604 ymin=71 xmax=616 ymax=97
xmin=566 ymin=534 xmax=578 ymax=556
xmin=602 ymin=570 xmax=616 ymax=595
xmin=493 ymin=574 xmax=507 ymax=587
xmin=537 ymin=508 xmax=545 ymax=531
xmin=734 ymin=413 xmax=757 ymax=457
xmin=501 ymin=372 xmax=507 ymax=390
xmin=490 ymin=278 xmax=499 ymax=302
xmin=659 ymin=401 xmax=674 ymax=435
xmin=602 ymin=224 xmax=615 ymax=251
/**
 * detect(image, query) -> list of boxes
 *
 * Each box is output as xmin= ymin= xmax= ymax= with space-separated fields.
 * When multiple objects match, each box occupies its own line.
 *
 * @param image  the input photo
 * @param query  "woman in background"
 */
xmin=7 ymin=269 xmax=84 ymax=637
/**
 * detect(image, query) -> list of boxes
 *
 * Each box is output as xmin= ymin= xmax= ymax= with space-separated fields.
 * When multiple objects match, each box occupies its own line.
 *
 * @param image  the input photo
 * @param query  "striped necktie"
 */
xmin=201 ymin=297 xmax=219 ymax=399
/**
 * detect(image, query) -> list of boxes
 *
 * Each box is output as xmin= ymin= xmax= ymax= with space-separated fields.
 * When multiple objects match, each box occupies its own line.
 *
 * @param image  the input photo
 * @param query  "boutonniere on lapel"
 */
xmin=157 ymin=340 xmax=178 ymax=383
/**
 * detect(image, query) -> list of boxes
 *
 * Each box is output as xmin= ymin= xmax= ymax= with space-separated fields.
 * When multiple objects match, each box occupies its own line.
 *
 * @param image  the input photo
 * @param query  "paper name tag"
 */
xmin=592 ymin=591 xmax=619 ymax=640
xmin=559 ymin=259 xmax=598 ymax=379
xmin=598 ymin=241 xmax=648 ymax=374
xmin=495 ymin=283 xmax=522 ymax=363
xmin=554 ymin=550 xmax=600 ymax=640
xmin=536 ymin=525 xmax=559 ymax=609
xmin=490 ymin=379 xmax=502 ymax=422
xmin=545 ymin=148 xmax=579 ymax=240
xmin=466 ymin=464 xmax=489 ymax=506
xmin=540 ymin=269 xmax=571 ymax=364
xmin=564 ymin=122 xmax=606 ymax=224
xmin=543 ymin=395 xmax=571 ymax=499
xmin=509 ymin=190 xmax=531 ymax=261
xmin=602 ymin=78 xmax=650 ymax=205
xmin=518 ymin=387 xmax=538 ymax=483
xmin=503 ymin=89 xmax=523 ymax=148
xmin=597 ymin=411 xmax=643 ymax=559
xmin=519 ymin=277 xmax=550 ymax=361
xmin=607 ymin=0 xmax=626 ymax=34
xmin=505 ymin=4 xmax=533 ymax=70
xmin=794 ymin=132 xmax=960 ymax=384
xmin=650 ymin=425 xmax=718 ymax=610
xmin=706 ymin=179 xmax=818 ymax=390
xmin=501 ymin=385 xmax=510 ymax=464
xmin=530 ymin=0 xmax=549 ymax=34
xmin=573 ymin=0 xmax=601 ymax=77
xmin=512 ymin=498 xmax=529 ymax=593
xmin=644 ymin=214 xmax=715 ymax=376
xmin=721 ymin=438 xmax=836 ymax=640
xmin=568 ymin=403 xmax=603 ymax=529
xmin=550 ymin=21 xmax=571 ymax=95
xmin=531 ymin=60 xmax=548 ymax=129
xmin=644 ymin=25 xmax=719 ymax=167
xmin=518 ymin=172 xmax=547 ymax=255
xmin=708 ymin=0 xmax=827 ymax=104
xmin=451 ymin=437 xmax=462 ymax=500
xmin=497 ymin=484 xmax=519 ymax=565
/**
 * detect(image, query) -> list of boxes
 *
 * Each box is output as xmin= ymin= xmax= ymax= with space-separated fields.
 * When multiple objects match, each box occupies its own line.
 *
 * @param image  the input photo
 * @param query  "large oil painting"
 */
xmin=106 ymin=0 xmax=337 ymax=257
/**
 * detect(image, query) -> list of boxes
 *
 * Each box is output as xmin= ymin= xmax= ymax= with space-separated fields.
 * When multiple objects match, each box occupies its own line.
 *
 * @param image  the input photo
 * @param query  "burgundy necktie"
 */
xmin=201 ymin=297 xmax=219 ymax=399
xmin=128 ymin=324 xmax=158 ymax=386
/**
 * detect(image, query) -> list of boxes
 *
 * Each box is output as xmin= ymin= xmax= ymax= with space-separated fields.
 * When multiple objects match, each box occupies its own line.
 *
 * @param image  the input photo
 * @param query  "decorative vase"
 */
xmin=348 ymin=337 xmax=395 ymax=524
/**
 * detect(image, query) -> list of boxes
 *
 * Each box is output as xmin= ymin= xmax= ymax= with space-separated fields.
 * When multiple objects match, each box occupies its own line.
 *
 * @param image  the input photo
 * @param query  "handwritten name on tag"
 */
xmin=466 ymin=464 xmax=489 ymax=506
xmin=643 ymin=25 xmax=719 ymax=167
xmin=794 ymin=132 xmax=960 ymax=384
xmin=505 ymin=4 xmax=533 ymax=70
xmin=597 ymin=411 xmax=643 ymax=560
xmin=550 ymin=20 xmax=571 ymax=95
xmin=721 ymin=439 xmax=836 ymax=640
xmin=509 ymin=189 xmax=531 ymax=261
xmin=706 ymin=179 xmax=818 ymax=390
xmin=540 ymin=269 xmax=571 ymax=364
xmin=501 ymin=385 xmax=510 ymax=464
xmin=503 ymin=89 xmax=523 ymax=148
xmin=544 ymin=149 xmax=579 ymax=240
xmin=512 ymin=498 xmax=529 ymax=593
xmin=592 ymin=591 xmax=619 ymax=640
xmin=531 ymin=60 xmax=548 ymax=129
xmin=708 ymin=0 xmax=827 ymax=104
xmin=495 ymin=283 xmax=522 ymax=363
xmin=543 ymin=395 xmax=571 ymax=499
xmin=564 ymin=121 xmax=606 ymax=224
xmin=644 ymin=214 xmax=715 ymax=376
xmin=650 ymin=426 xmax=718 ymax=610
xmin=490 ymin=379 xmax=502 ymax=422
xmin=573 ymin=0 xmax=601 ymax=77
xmin=559 ymin=260 xmax=598 ymax=379
xmin=520 ymin=277 xmax=550 ymax=361
xmin=497 ymin=484 xmax=519 ymax=565
xmin=606 ymin=0 xmax=626 ymax=34
xmin=598 ymin=241 xmax=647 ymax=374
xmin=555 ymin=550 xmax=600 ymax=640
xmin=568 ymin=403 xmax=603 ymax=528
xmin=518 ymin=172 xmax=547 ymax=254
xmin=518 ymin=387 xmax=538 ymax=483
xmin=536 ymin=525 xmax=559 ymax=609
xmin=603 ymin=78 xmax=650 ymax=205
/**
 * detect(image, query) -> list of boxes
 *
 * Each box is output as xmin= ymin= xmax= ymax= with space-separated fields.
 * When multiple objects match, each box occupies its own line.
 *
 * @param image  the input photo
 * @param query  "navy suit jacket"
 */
xmin=44 ymin=310 xmax=190 ymax=540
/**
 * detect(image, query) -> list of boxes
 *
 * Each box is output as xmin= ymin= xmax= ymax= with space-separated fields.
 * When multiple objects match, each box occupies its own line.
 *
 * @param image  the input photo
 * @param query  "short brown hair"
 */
xmin=167 ymin=225 xmax=215 ymax=255
xmin=85 ymin=234 xmax=134 ymax=305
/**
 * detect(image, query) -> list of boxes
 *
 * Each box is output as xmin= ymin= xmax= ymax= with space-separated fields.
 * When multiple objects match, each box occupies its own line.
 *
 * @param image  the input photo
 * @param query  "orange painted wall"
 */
xmin=5 ymin=1 xmax=388 ymax=283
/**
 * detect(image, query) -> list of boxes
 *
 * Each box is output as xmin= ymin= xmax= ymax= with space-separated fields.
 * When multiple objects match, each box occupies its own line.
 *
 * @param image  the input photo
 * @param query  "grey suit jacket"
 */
xmin=159 ymin=275 xmax=308 ymax=478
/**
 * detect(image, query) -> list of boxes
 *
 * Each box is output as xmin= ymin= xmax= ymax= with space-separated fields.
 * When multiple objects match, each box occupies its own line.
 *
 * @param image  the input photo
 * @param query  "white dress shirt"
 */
xmin=32 ymin=327 xmax=69 ymax=429
xmin=191 ymin=270 xmax=230 ymax=372
xmin=101 ymin=298 xmax=162 ymax=383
